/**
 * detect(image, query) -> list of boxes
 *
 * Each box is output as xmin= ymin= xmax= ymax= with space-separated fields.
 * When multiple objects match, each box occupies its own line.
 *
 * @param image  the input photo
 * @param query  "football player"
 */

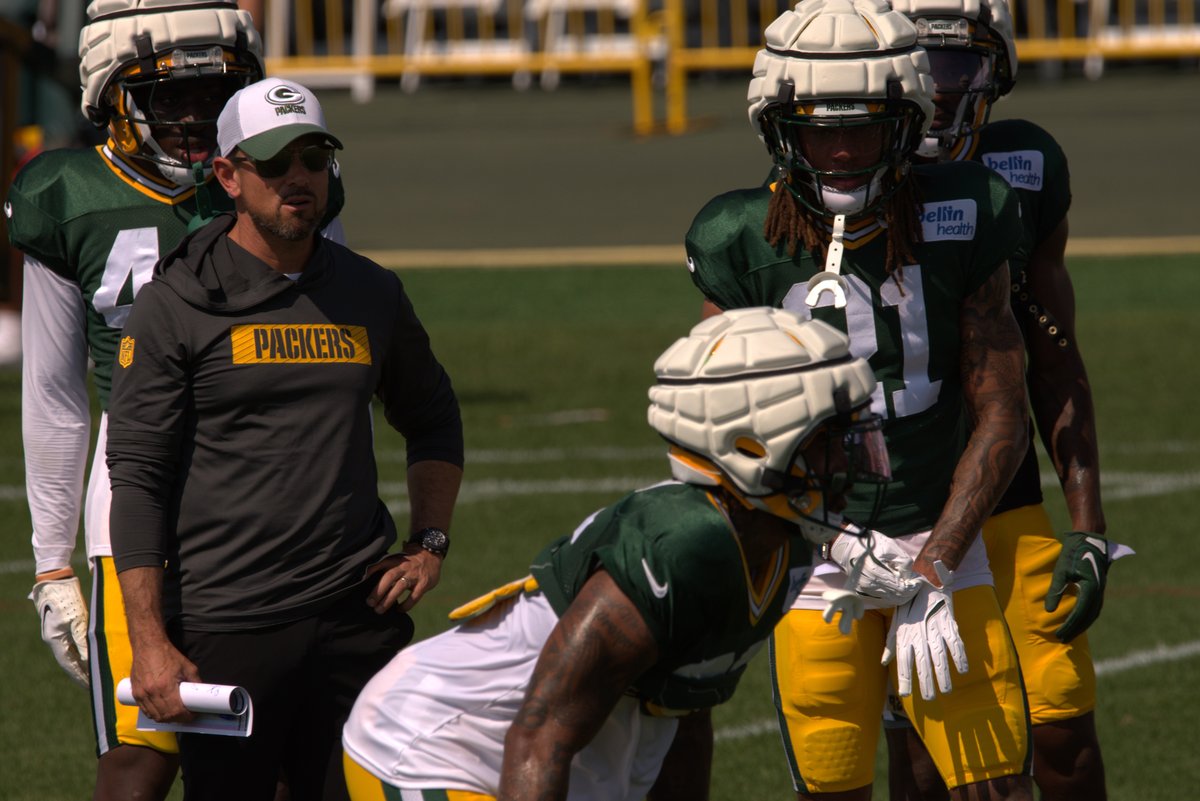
xmin=886 ymin=0 xmax=1113 ymax=797
xmin=684 ymin=0 xmax=1034 ymax=797
xmin=6 ymin=1 xmax=343 ymax=798
xmin=342 ymin=308 xmax=891 ymax=801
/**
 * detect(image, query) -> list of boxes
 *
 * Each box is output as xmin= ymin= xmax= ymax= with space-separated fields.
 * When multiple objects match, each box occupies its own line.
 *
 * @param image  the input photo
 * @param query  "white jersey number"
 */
xmin=781 ymin=266 xmax=941 ymax=419
xmin=94 ymin=227 xmax=159 ymax=328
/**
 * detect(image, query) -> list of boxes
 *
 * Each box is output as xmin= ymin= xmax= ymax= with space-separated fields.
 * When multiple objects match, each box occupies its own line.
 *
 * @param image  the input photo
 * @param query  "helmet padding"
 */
xmin=648 ymin=308 xmax=876 ymax=500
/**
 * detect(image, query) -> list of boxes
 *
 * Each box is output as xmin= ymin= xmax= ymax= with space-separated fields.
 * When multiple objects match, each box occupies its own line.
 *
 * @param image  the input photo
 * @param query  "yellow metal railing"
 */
xmin=663 ymin=0 xmax=1200 ymax=131
xmin=261 ymin=0 xmax=1199 ymax=136
xmin=263 ymin=0 xmax=659 ymax=134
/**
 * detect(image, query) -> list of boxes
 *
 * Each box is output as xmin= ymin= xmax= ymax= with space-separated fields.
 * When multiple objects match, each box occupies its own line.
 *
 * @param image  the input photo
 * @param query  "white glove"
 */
xmin=881 ymin=561 xmax=967 ymax=701
xmin=828 ymin=529 xmax=922 ymax=606
xmin=29 ymin=577 xmax=90 ymax=688
xmin=821 ymin=589 xmax=866 ymax=635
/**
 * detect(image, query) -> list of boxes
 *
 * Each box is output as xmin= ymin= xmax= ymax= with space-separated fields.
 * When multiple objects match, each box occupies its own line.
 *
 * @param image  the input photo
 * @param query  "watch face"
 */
xmin=418 ymin=528 xmax=448 ymax=554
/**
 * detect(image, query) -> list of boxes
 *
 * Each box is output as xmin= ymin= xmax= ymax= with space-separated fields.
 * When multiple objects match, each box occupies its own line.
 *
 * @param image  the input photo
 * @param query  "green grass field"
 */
xmin=1 ymin=254 xmax=1198 ymax=799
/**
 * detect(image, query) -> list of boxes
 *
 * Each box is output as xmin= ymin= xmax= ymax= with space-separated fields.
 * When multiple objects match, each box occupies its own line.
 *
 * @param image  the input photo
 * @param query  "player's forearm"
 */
xmin=922 ymin=406 xmax=1027 ymax=574
xmin=498 ymin=729 xmax=574 ymax=801
xmin=919 ymin=266 xmax=1028 ymax=577
xmin=1027 ymin=344 xmax=1106 ymax=535
xmin=1023 ymin=220 xmax=1106 ymax=534
xmin=500 ymin=571 xmax=658 ymax=800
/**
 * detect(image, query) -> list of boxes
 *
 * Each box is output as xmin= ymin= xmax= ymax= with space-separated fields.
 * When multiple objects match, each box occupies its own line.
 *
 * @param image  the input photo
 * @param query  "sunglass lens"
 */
xmin=254 ymin=151 xmax=294 ymax=179
xmin=299 ymin=146 xmax=333 ymax=172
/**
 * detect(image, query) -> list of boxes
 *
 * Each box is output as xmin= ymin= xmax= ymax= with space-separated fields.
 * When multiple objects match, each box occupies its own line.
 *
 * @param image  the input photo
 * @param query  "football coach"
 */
xmin=106 ymin=77 xmax=463 ymax=801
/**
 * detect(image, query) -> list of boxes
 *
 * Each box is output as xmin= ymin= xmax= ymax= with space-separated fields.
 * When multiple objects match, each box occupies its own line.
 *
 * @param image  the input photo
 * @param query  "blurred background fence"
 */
xmin=261 ymin=0 xmax=1200 ymax=133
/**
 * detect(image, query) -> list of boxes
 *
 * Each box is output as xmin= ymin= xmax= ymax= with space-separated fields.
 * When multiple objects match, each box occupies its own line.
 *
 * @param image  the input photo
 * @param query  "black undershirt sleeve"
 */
xmin=106 ymin=282 xmax=188 ymax=573
xmin=377 ymin=272 xmax=464 ymax=468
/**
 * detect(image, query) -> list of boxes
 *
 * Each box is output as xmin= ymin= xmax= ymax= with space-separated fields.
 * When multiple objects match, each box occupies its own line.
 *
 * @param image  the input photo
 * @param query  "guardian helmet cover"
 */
xmin=648 ymin=308 xmax=890 ymax=544
xmin=890 ymin=0 xmax=1017 ymax=156
xmin=79 ymin=0 xmax=264 ymax=184
xmin=748 ymin=0 xmax=935 ymax=217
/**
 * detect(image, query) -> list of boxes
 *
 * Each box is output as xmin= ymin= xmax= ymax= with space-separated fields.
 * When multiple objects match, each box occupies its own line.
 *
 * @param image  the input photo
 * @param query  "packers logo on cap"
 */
xmin=266 ymin=85 xmax=305 ymax=105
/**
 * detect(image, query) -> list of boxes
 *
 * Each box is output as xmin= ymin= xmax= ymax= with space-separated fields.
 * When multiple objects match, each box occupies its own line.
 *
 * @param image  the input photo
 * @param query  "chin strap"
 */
xmin=188 ymin=161 xmax=215 ymax=233
xmin=804 ymin=213 xmax=849 ymax=308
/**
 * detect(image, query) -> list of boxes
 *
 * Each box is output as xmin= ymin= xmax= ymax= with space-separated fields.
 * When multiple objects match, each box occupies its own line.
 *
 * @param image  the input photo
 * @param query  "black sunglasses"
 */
xmin=230 ymin=145 xmax=334 ymax=179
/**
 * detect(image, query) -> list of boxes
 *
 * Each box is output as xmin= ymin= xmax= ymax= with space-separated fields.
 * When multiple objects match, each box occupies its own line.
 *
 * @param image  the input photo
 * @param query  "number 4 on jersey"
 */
xmin=94 ymin=227 xmax=159 ymax=328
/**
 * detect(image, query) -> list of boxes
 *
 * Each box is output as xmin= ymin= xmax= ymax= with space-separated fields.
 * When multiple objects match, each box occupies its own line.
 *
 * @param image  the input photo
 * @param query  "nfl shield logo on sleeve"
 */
xmin=119 ymin=336 xmax=135 ymax=368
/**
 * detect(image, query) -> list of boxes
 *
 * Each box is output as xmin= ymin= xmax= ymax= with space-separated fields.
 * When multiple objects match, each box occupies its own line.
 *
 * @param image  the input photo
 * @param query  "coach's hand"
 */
xmin=29 ymin=571 xmax=90 ymax=688
xmin=1045 ymin=531 xmax=1111 ymax=643
xmin=130 ymin=640 xmax=200 ymax=723
xmin=366 ymin=547 xmax=442 ymax=614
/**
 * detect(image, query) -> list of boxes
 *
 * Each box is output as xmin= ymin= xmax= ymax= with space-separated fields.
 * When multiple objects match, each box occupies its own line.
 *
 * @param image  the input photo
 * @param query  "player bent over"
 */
xmin=343 ymin=308 xmax=891 ymax=801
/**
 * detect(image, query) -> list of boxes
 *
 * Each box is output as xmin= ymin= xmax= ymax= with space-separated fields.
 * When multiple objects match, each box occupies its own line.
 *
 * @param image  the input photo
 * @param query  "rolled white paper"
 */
xmin=117 ymin=678 xmax=250 ymax=715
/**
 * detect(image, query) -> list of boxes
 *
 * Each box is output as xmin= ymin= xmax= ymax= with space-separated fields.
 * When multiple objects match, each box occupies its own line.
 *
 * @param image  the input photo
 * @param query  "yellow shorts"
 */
xmin=982 ymin=504 xmax=1097 ymax=723
xmin=772 ymin=585 xmax=1030 ymax=792
xmin=343 ymin=750 xmax=495 ymax=801
xmin=90 ymin=557 xmax=179 ymax=756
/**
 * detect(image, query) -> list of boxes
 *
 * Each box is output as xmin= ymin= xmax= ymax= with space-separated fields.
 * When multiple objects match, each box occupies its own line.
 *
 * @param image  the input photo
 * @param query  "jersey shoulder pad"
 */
xmin=686 ymin=187 xmax=771 ymax=257
xmin=913 ymin=161 xmax=1022 ymax=273
xmin=915 ymin=160 xmax=1018 ymax=215
xmin=976 ymin=118 xmax=1068 ymax=195
xmin=6 ymin=149 xmax=107 ymax=276
xmin=979 ymin=118 xmax=1063 ymax=156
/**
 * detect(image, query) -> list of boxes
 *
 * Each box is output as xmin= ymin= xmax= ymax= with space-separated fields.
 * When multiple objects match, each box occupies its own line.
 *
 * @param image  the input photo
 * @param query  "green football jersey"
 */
xmin=952 ymin=117 xmax=1071 ymax=273
xmin=6 ymin=144 xmax=346 ymax=408
xmin=531 ymin=481 xmax=813 ymax=714
xmin=955 ymin=118 xmax=1072 ymax=515
xmin=686 ymin=161 xmax=1022 ymax=536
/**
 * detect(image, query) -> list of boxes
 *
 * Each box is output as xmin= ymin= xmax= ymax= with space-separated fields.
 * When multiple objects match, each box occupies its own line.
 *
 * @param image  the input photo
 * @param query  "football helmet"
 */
xmin=748 ymin=0 xmax=935 ymax=218
xmin=648 ymin=308 xmax=890 ymax=544
xmin=891 ymin=0 xmax=1017 ymax=157
xmin=79 ymin=0 xmax=264 ymax=184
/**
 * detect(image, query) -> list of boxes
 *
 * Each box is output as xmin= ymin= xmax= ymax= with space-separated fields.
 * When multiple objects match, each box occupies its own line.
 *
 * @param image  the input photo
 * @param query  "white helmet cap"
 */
xmin=748 ymin=0 xmax=935 ymax=142
xmin=892 ymin=0 xmax=1017 ymax=92
xmin=891 ymin=0 xmax=1017 ymax=155
xmin=648 ymin=309 xmax=883 ymax=538
xmin=79 ymin=0 xmax=264 ymax=183
xmin=747 ymin=0 xmax=935 ymax=217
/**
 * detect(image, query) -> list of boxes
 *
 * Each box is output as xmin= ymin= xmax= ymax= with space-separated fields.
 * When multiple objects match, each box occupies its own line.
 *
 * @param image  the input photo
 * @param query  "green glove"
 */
xmin=1045 ymin=531 xmax=1110 ymax=643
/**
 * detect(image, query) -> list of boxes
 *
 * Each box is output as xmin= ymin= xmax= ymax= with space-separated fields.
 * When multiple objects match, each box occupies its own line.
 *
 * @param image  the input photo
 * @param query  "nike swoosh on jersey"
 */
xmin=642 ymin=558 xmax=670 ymax=599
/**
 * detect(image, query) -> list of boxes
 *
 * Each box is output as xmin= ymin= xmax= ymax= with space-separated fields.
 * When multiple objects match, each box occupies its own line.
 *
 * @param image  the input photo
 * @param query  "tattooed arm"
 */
xmin=915 ymin=263 xmax=1029 ymax=582
xmin=1023 ymin=218 xmax=1105 ymax=534
xmin=499 ymin=569 xmax=659 ymax=801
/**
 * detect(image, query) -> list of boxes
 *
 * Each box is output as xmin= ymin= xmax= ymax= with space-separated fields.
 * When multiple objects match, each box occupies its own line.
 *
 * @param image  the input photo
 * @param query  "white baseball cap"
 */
xmin=217 ymin=77 xmax=343 ymax=159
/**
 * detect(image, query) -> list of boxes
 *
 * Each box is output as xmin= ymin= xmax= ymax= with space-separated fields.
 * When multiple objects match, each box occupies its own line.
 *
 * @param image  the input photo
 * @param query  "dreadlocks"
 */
xmin=764 ymin=175 xmax=924 ymax=290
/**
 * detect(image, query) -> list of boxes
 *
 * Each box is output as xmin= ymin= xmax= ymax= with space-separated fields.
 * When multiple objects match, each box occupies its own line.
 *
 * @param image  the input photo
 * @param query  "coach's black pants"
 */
xmin=172 ymin=584 xmax=414 ymax=801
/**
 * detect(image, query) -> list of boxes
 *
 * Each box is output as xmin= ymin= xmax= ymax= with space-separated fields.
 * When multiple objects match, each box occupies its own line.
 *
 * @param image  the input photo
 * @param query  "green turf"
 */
xmin=1 ymin=255 xmax=1197 ymax=799
xmin=322 ymin=68 xmax=1200 ymax=250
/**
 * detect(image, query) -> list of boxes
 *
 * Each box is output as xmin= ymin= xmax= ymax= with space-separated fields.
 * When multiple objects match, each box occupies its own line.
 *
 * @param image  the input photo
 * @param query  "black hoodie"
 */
xmin=106 ymin=214 xmax=462 ymax=630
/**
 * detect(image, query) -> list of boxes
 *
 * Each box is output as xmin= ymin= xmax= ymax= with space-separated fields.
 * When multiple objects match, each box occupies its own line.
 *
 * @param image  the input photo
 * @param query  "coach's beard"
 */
xmin=251 ymin=202 xmax=326 ymax=242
